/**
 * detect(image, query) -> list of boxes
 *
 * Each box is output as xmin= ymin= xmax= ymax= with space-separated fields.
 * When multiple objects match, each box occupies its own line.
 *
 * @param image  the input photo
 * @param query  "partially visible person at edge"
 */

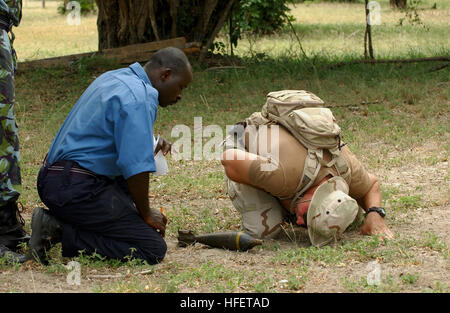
xmin=221 ymin=114 xmax=394 ymax=246
xmin=0 ymin=0 xmax=31 ymax=264
xmin=28 ymin=47 xmax=193 ymax=265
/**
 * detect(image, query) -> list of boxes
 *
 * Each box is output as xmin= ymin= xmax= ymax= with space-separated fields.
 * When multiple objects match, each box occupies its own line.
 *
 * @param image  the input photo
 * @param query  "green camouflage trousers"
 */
xmin=0 ymin=28 xmax=20 ymax=205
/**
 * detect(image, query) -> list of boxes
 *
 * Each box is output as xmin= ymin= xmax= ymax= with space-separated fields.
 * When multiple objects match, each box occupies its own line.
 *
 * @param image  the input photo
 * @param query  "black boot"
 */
xmin=28 ymin=207 xmax=63 ymax=265
xmin=0 ymin=201 xmax=31 ymax=251
xmin=0 ymin=244 xmax=30 ymax=264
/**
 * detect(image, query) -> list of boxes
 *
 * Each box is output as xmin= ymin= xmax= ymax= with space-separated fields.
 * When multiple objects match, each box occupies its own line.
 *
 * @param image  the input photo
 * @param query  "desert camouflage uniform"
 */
xmin=0 ymin=0 xmax=22 ymax=205
xmin=223 ymin=125 xmax=286 ymax=240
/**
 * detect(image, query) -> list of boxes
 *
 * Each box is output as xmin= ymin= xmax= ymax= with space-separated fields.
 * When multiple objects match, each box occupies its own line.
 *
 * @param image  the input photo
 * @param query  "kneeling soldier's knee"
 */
xmin=140 ymin=237 xmax=167 ymax=265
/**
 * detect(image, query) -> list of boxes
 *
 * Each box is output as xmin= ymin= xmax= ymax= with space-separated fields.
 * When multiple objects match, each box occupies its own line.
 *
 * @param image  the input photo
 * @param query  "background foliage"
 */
xmin=228 ymin=0 xmax=295 ymax=51
xmin=57 ymin=0 xmax=97 ymax=16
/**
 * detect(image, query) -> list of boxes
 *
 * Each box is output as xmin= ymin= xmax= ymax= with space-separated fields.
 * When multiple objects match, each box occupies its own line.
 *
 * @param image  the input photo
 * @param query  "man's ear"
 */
xmin=160 ymin=68 xmax=172 ymax=82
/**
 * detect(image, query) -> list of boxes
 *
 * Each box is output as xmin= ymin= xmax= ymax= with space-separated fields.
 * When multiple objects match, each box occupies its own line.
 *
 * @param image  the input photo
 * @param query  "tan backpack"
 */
xmin=245 ymin=90 xmax=351 ymax=214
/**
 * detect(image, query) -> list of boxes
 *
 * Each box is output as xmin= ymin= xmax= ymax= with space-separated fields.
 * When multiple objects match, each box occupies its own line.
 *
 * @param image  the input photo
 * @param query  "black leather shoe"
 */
xmin=28 ymin=207 xmax=63 ymax=265
xmin=0 ymin=244 xmax=30 ymax=264
xmin=0 ymin=201 xmax=31 ymax=250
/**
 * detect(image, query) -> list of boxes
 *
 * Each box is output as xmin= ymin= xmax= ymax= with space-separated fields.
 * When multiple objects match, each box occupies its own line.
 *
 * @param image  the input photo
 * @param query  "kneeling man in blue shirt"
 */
xmin=29 ymin=47 xmax=193 ymax=265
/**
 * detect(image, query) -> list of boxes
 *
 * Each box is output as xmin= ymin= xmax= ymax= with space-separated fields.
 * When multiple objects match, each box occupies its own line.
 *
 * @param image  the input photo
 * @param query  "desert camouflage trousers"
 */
xmin=0 ymin=29 xmax=20 ymax=205
xmin=223 ymin=128 xmax=286 ymax=240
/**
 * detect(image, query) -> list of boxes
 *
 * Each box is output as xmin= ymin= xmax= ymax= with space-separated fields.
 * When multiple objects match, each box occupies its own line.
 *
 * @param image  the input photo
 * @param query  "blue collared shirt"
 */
xmin=47 ymin=62 xmax=158 ymax=179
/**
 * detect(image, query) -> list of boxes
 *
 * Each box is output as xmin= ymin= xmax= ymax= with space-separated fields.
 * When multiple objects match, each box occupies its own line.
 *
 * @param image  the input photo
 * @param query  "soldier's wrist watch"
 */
xmin=366 ymin=207 xmax=386 ymax=218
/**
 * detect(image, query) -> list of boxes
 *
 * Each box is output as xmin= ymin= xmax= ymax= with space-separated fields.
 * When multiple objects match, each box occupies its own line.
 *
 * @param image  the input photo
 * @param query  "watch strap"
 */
xmin=367 ymin=206 xmax=386 ymax=218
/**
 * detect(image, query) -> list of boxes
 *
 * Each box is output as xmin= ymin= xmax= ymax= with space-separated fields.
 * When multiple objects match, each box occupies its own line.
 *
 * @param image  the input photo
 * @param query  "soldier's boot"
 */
xmin=0 ymin=244 xmax=30 ymax=264
xmin=28 ymin=207 xmax=63 ymax=265
xmin=0 ymin=201 xmax=31 ymax=251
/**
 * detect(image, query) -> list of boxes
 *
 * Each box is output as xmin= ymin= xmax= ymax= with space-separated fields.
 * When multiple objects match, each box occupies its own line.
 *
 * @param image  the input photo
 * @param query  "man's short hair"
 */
xmin=145 ymin=47 xmax=191 ymax=74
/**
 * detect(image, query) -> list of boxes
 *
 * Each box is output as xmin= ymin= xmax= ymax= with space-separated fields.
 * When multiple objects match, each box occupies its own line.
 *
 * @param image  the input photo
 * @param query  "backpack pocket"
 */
xmin=286 ymin=107 xmax=341 ymax=149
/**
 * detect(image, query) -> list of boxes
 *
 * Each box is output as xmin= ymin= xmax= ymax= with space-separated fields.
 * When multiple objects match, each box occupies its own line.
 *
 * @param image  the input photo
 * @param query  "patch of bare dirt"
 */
xmin=380 ymin=140 xmax=449 ymax=206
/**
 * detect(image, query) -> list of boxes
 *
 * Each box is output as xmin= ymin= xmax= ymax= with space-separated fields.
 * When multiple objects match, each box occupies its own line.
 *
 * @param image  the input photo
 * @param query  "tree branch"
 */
xmin=328 ymin=56 xmax=450 ymax=70
xmin=428 ymin=62 xmax=450 ymax=72
xmin=364 ymin=0 xmax=374 ymax=59
xmin=169 ymin=0 xmax=178 ymax=38
xmin=203 ymin=0 xmax=219 ymax=34
xmin=148 ymin=0 xmax=160 ymax=41
xmin=198 ymin=0 xmax=235 ymax=63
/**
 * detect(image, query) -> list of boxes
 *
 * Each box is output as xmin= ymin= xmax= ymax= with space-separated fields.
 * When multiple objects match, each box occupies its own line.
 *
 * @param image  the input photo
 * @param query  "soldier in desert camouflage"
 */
xmin=0 ymin=0 xmax=30 ymax=263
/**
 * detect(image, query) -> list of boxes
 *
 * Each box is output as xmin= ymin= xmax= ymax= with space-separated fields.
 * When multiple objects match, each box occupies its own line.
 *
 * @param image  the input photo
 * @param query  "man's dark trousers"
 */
xmin=37 ymin=160 xmax=167 ymax=264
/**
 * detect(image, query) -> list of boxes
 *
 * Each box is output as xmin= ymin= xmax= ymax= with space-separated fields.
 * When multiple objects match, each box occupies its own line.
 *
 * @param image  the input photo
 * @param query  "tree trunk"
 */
xmin=364 ymin=0 xmax=374 ymax=59
xmin=95 ymin=0 xmax=234 ymax=52
xmin=390 ymin=0 xmax=407 ymax=9
xmin=199 ymin=0 xmax=235 ymax=62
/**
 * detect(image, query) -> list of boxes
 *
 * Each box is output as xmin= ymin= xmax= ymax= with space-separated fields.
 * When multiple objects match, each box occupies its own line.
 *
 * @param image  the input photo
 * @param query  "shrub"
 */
xmin=291 ymin=0 xmax=363 ymax=3
xmin=58 ymin=0 xmax=97 ymax=16
xmin=228 ymin=0 xmax=295 ymax=49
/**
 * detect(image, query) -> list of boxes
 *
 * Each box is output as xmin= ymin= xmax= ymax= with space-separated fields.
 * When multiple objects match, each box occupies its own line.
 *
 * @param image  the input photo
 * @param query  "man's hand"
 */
xmin=154 ymin=137 xmax=172 ymax=156
xmin=126 ymin=172 xmax=167 ymax=237
xmin=361 ymin=212 xmax=394 ymax=240
xmin=142 ymin=208 xmax=168 ymax=237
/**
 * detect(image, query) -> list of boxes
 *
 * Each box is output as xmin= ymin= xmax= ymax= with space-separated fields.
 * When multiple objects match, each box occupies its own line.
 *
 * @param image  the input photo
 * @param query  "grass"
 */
xmin=14 ymin=0 xmax=98 ymax=61
xmin=342 ymin=274 xmax=402 ymax=293
xmin=401 ymin=273 xmax=419 ymax=285
xmin=228 ymin=0 xmax=450 ymax=59
xmin=421 ymin=232 xmax=449 ymax=258
xmin=271 ymin=245 xmax=346 ymax=266
xmin=3 ymin=0 xmax=449 ymax=293
xmin=160 ymin=261 xmax=246 ymax=292
xmin=270 ymin=233 xmax=447 ymax=267
xmin=14 ymin=1 xmax=450 ymax=62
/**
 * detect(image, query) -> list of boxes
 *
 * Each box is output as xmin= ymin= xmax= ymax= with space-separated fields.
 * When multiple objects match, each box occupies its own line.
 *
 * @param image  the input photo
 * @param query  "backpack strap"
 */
xmin=287 ymin=148 xmax=351 ymax=214
xmin=329 ymin=147 xmax=351 ymax=182
xmin=287 ymin=149 xmax=322 ymax=213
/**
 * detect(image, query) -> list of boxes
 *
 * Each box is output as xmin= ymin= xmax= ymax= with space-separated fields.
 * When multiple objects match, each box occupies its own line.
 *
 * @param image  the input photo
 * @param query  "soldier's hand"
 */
xmin=154 ymin=137 xmax=172 ymax=156
xmin=361 ymin=212 xmax=394 ymax=240
xmin=143 ymin=208 xmax=168 ymax=237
